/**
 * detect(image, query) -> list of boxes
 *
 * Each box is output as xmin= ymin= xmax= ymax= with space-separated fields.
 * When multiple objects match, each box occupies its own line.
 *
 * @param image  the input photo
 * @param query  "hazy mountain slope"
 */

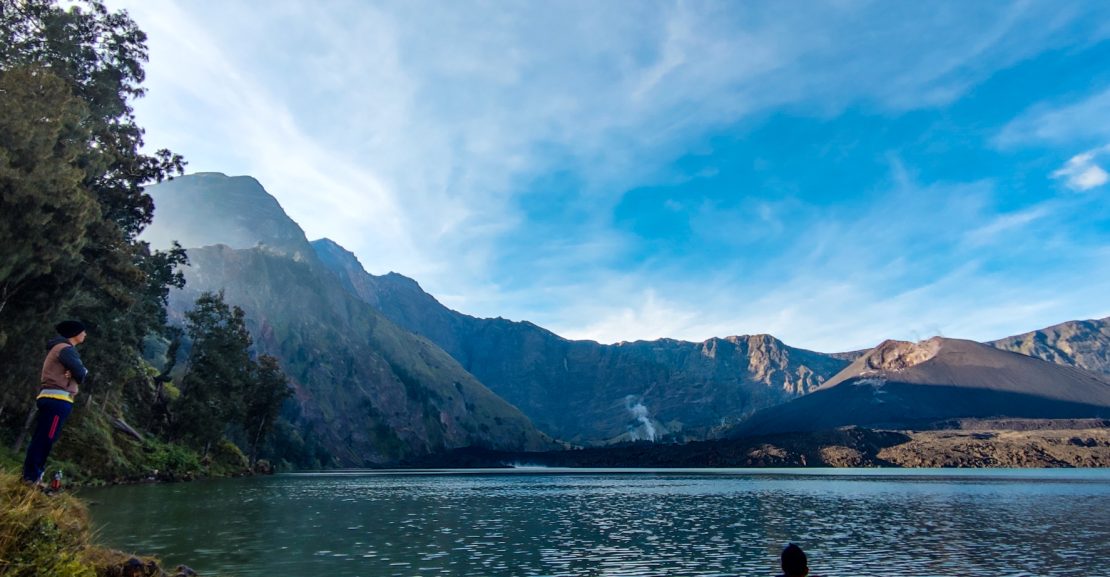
xmin=311 ymin=238 xmax=849 ymax=443
xmin=146 ymin=175 xmax=552 ymax=465
xmin=732 ymin=337 xmax=1110 ymax=436
xmin=989 ymin=317 xmax=1110 ymax=379
xmin=143 ymin=172 xmax=314 ymax=259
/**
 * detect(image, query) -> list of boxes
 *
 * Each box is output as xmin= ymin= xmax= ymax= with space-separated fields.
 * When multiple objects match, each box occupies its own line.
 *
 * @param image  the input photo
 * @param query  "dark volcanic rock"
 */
xmin=407 ymin=420 xmax=1110 ymax=469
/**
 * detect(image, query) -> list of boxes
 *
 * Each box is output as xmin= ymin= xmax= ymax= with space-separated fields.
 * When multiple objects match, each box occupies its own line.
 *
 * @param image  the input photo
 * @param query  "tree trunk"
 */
xmin=250 ymin=418 xmax=266 ymax=467
xmin=11 ymin=404 xmax=37 ymax=453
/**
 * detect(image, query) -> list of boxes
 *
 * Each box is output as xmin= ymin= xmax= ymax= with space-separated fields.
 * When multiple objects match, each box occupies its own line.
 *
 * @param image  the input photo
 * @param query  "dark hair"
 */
xmin=781 ymin=543 xmax=808 ymax=577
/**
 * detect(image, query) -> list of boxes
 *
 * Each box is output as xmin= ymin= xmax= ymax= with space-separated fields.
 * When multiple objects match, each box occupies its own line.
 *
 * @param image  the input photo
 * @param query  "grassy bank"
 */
xmin=0 ymin=470 xmax=166 ymax=576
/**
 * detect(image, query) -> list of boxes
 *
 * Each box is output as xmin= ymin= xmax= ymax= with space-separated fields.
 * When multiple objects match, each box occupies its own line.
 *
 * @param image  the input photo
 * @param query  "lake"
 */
xmin=81 ymin=468 xmax=1110 ymax=577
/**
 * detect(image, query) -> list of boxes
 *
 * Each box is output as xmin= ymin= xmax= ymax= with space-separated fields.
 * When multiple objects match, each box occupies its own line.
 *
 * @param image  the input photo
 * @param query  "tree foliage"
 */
xmin=173 ymin=292 xmax=291 ymax=457
xmin=173 ymin=292 xmax=253 ymax=448
xmin=0 ymin=0 xmax=185 ymax=421
xmin=0 ymin=1 xmax=294 ymax=474
xmin=0 ymin=66 xmax=94 ymax=343
xmin=244 ymin=355 xmax=293 ymax=464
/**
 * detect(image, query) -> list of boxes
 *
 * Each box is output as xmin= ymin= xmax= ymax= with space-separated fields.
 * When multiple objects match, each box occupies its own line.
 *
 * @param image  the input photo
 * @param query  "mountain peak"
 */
xmin=861 ymin=337 xmax=943 ymax=372
xmin=311 ymin=238 xmax=363 ymax=267
xmin=143 ymin=173 xmax=313 ymax=259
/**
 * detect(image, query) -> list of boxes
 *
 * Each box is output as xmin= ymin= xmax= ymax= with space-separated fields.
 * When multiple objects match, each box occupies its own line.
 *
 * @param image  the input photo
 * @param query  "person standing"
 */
xmin=22 ymin=320 xmax=89 ymax=485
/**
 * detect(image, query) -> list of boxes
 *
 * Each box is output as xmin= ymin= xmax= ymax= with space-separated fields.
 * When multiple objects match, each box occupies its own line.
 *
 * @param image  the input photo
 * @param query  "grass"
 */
xmin=0 ymin=470 xmax=137 ymax=576
xmin=0 ymin=470 xmax=190 ymax=576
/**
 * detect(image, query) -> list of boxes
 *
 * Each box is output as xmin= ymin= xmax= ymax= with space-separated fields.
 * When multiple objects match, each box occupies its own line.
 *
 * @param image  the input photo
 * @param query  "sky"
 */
xmin=106 ymin=0 xmax=1110 ymax=352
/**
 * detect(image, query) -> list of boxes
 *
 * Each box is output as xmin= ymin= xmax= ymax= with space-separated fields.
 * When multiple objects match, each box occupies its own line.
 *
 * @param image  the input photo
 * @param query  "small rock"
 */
xmin=174 ymin=564 xmax=198 ymax=577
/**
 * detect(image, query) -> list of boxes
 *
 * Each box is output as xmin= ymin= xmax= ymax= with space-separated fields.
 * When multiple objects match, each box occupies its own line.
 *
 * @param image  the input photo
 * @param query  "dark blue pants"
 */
xmin=22 ymin=397 xmax=73 ymax=483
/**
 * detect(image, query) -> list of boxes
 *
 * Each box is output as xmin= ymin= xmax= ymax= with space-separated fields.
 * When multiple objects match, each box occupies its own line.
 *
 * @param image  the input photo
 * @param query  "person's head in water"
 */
xmin=781 ymin=543 xmax=808 ymax=577
xmin=55 ymin=320 xmax=86 ymax=345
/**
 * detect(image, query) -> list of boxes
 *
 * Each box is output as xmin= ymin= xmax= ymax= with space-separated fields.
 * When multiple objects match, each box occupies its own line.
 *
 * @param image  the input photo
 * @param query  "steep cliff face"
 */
xmin=146 ymin=175 xmax=552 ymax=465
xmin=311 ymin=238 xmax=849 ymax=443
xmin=989 ymin=317 xmax=1110 ymax=379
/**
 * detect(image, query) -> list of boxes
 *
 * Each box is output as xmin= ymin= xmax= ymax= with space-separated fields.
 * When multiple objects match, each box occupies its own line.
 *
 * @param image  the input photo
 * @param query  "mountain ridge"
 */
xmin=146 ymin=174 xmax=554 ymax=465
xmin=731 ymin=336 xmax=1110 ymax=437
xmin=989 ymin=316 xmax=1110 ymax=379
xmin=148 ymin=172 xmax=1110 ymax=451
xmin=311 ymin=236 xmax=848 ymax=443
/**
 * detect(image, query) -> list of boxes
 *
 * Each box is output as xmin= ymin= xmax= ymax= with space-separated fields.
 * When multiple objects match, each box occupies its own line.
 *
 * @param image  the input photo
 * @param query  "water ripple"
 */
xmin=82 ymin=469 xmax=1110 ymax=577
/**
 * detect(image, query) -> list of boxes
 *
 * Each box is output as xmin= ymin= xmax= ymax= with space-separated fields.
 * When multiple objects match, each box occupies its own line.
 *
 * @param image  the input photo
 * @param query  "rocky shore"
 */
xmin=878 ymin=422 xmax=1110 ymax=467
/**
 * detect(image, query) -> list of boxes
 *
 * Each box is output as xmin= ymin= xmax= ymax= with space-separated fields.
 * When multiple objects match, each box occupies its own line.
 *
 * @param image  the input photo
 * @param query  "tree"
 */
xmin=0 ymin=66 xmax=93 ymax=320
xmin=0 ymin=65 xmax=97 ymax=416
xmin=172 ymin=292 xmax=292 ymax=462
xmin=243 ymin=355 xmax=293 ymax=466
xmin=173 ymin=291 xmax=253 ymax=450
xmin=0 ymin=0 xmax=185 ymax=424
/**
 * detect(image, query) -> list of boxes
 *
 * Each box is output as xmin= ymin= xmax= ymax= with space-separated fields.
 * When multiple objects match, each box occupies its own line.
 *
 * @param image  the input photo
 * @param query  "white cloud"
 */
xmin=540 ymin=170 xmax=1109 ymax=352
xmin=1052 ymin=146 xmax=1110 ymax=191
xmin=563 ymin=289 xmax=700 ymax=344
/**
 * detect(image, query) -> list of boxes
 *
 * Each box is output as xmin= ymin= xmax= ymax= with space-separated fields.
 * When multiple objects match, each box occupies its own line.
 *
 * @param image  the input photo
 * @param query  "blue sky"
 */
xmin=109 ymin=0 xmax=1109 ymax=351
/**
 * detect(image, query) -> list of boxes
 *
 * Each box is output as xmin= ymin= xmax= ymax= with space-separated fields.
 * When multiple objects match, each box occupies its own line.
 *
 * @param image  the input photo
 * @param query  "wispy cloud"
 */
xmin=964 ymin=204 xmax=1055 ymax=245
xmin=552 ymin=168 xmax=1107 ymax=351
xmin=107 ymin=0 xmax=1110 ymax=351
xmin=998 ymin=87 xmax=1110 ymax=147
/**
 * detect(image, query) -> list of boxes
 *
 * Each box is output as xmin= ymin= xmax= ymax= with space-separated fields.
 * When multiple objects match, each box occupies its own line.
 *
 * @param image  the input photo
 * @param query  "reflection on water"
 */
xmin=82 ymin=469 xmax=1110 ymax=577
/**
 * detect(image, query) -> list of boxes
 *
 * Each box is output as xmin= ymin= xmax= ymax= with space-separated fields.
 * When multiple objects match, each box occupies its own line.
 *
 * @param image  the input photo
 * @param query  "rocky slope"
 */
xmin=312 ymin=238 xmax=849 ymax=443
xmin=989 ymin=316 xmax=1110 ymax=379
xmin=145 ymin=174 xmax=552 ymax=465
xmin=730 ymin=337 xmax=1110 ymax=436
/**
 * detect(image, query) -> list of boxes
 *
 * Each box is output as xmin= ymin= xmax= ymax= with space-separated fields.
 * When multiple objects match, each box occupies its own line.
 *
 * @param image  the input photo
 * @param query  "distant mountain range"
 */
xmin=313 ymin=237 xmax=847 ymax=443
xmin=731 ymin=337 xmax=1110 ymax=436
xmin=144 ymin=173 xmax=1110 ymax=463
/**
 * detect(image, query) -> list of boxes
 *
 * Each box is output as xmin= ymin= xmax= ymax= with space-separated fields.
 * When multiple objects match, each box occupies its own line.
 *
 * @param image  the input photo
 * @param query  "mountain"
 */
xmin=142 ymin=172 xmax=315 ymax=259
xmin=731 ymin=337 xmax=1110 ymax=436
xmin=311 ymin=238 xmax=850 ymax=443
xmin=989 ymin=317 xmax=1110 ymax=379
xmin=147 ymin=172 xmax=1110 ymax=455
xmin=144 ymin=174 xmax=552 ymax=465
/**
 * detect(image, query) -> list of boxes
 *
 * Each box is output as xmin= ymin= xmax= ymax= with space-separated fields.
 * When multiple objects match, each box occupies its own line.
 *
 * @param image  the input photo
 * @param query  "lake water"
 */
xmin=82 ymin=468 xmax=1110 ymax=577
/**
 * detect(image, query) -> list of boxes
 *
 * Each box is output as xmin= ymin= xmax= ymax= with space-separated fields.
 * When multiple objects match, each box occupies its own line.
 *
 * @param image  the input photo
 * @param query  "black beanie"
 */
xmin=781 ymin=544 xmax=808 ymax=577
xmin=55 ymin=320 xmax=86 ymax=339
